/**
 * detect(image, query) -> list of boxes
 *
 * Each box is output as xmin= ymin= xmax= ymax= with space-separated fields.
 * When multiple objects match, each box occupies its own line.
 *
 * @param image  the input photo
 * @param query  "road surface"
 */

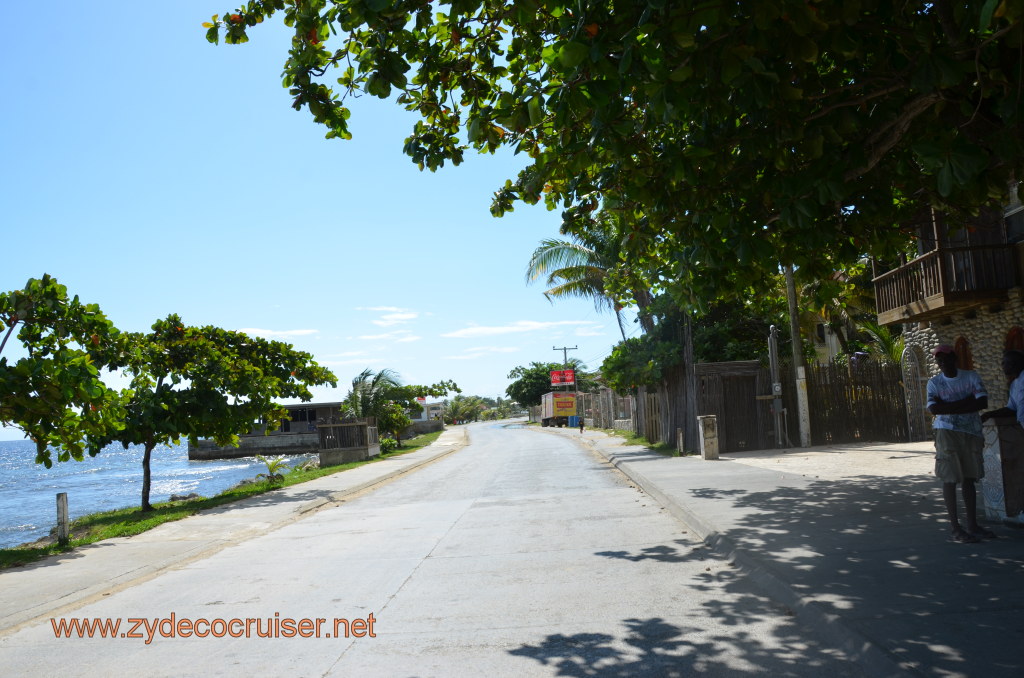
xmin=0 ymin=421 xmax=865 ymax=677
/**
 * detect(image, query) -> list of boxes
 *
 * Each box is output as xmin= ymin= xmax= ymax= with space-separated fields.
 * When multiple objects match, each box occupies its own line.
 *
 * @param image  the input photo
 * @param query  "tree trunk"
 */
xmin=615 ymin=310 xmax=627 ymax=341
xmin=141 ymin=443 xmax=154 ymax=511
xmin=682 ymin=313 xmax=698 ymax=453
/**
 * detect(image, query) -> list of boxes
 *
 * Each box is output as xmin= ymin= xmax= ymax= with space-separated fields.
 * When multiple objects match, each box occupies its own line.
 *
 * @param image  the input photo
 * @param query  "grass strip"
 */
xmin=0 ymin=430 xmax=443 ymax=570
xmin=595 ymin=427 xmax=691 ymax=456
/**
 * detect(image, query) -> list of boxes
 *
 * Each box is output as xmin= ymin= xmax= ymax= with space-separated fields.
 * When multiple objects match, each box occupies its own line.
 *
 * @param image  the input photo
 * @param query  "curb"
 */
xmin=297 ymin=428 xmax=470 ymax=514
xmin=0 ymin=428 xmax=472 ymax=637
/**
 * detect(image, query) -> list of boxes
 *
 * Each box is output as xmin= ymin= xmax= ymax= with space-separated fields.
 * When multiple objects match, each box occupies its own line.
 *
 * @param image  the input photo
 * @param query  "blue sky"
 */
xmin=0 ymin=2 xmax=640 ymax=438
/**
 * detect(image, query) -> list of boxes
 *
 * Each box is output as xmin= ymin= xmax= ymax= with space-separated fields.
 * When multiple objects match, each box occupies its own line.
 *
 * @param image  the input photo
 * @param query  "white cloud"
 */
xmin=443 ymin=346 xmax=519 ymax=360
xmin=372 ymin=312 xmax=419 ymax=327
xmin=575 ymin=326 xmax=606 ymax=337
xmin=356 ymin=306 xmax=407 ymax=312
xmin=442 ymin=320 xmax=597 ymax=338
xmin=358 ymin=330 xmax=419 ymax=342
xmin=238 ymin=328 xmax=319 ymax=338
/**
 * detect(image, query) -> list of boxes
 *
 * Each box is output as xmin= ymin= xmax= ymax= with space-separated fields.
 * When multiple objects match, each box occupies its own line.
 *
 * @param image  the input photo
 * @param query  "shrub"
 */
xmin=255 ymin=454 xmax=288 ymax=484
xmin=380 ymin=437 xmax=398 ymax=454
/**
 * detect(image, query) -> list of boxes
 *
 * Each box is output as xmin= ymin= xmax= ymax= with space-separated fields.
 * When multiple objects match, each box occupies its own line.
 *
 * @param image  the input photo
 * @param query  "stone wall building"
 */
xmin=874 ymin=191 xmax=1024 ymax=438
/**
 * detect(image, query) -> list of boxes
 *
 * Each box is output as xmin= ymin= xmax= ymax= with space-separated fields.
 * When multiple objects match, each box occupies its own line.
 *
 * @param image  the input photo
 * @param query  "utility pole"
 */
xmin=554 ymin=345 xmax=579 ymax=427
xmin=553 ymin=345 xmax=577 ymax=371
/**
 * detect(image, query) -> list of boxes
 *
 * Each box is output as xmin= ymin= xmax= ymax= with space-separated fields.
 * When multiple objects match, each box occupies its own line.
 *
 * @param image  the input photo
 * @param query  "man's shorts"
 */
xmin=934 ymin=428 xmax=984 ymax=483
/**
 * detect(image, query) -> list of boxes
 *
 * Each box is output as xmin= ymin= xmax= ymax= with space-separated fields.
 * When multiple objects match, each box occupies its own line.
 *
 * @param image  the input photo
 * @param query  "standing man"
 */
xmin=981 ymin=349 xmax=1024 ymax=427
xmin=927 ymin=344 xmax=993 ymax=543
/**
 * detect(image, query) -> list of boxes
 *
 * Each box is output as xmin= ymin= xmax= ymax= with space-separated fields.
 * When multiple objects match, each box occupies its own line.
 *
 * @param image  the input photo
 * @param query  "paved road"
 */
xmin=1 ymin=422 xmax=867 ymax=677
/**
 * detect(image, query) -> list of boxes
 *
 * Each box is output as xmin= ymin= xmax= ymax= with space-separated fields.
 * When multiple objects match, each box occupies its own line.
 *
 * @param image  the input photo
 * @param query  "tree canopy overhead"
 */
xmin=209 ymin=1 xmax=1023 ymax=304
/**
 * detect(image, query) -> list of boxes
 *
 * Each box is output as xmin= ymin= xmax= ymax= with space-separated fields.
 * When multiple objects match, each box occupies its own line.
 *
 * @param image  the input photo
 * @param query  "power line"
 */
xmin=552 ymin=345 xmax=578 ymax=369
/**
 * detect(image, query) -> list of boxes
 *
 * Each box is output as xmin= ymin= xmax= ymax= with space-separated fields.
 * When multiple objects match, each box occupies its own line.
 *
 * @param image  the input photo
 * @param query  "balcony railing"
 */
xmin=874 ymin=245 xmax=1018 ymax=325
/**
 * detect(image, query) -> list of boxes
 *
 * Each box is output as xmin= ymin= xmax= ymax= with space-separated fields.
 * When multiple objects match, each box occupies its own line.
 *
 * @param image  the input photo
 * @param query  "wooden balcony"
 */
xmin=874 ymin=245 xmax=1019 ymax=325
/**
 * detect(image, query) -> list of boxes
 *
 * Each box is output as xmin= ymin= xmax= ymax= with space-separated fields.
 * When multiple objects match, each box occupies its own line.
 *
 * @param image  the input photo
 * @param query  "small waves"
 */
xmin=0 ymin=440 xmax=291 ymax=549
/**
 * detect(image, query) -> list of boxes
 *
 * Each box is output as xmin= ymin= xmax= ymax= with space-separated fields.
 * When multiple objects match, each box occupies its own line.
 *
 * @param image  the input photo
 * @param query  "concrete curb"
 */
xmin=297 ymin=427 xmax=470 ymax=514
xmin=0 ymin=428 xmax=471 ymax=637
xmin=548 ymin=427 xmax=916 ymax=678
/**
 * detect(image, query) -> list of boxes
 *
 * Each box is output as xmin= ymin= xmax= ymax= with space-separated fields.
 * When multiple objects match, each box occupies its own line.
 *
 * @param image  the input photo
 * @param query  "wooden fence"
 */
xmin=804 ymin=361 xmax=908 ymax=445
xmin=318 ymin=417 xmax=379 ymax=450
xmin=627 ymin=359 xmax=909 ymax=452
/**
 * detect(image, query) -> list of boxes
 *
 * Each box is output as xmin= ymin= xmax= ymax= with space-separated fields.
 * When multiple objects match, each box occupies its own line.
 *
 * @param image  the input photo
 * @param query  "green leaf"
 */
xmin=937 ymin=164 xmax=954 ymax=197
xmin=720 ymin=55 xmax=741 ymax=84
xmin=980 ymin=0 xmax=999 ymax=30
xmin=669 ymin=64 xmax=693 ymax=82
xmin=558 ymin=41 xmax=589 ymax=69
xmin=527 ymin=95 xmax=543 ymax=125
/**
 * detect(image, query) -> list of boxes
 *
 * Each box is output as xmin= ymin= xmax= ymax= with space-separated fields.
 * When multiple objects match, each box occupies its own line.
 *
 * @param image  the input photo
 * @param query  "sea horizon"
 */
xmin=0 ymin=439 xmax=314 ymax=549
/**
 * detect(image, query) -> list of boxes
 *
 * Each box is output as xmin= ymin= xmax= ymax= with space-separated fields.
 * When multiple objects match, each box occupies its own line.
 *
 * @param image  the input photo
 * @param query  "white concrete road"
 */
xmin=0 ymin=422 xmax=867 ymax=677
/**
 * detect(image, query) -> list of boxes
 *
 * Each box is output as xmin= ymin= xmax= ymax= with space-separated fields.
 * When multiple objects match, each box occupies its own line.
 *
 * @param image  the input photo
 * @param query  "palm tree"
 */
xmin=343 ymin=368 xmax=403 ymax=418
xmin=525 ymin=212 xmax=653 ymax=339
xmin=859 ymin=320 xmax=905 ymax=365
xmin=443 ymin=394 xmax=485 ymax=424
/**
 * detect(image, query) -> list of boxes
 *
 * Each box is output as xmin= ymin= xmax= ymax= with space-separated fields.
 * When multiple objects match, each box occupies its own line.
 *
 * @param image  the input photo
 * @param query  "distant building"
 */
xmin=188 ymin=402 xmax=343 ymax=460
xmin=410 ymin=401 xmax=444 ymax=422
xmin=407 ymin=400 xmax=445 ymax=434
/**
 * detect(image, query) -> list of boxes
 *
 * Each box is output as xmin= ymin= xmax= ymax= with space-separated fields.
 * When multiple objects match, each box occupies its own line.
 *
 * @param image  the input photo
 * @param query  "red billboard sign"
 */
xmin=550 ymin=369 xmax=576 ymax=386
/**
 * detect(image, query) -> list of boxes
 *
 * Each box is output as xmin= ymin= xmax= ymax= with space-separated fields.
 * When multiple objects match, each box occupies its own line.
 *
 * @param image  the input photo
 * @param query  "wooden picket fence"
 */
xmin=804 ymin=360 xmax=909 ymax=445
xmin=628 ymin=359 xmax=910 ymax=452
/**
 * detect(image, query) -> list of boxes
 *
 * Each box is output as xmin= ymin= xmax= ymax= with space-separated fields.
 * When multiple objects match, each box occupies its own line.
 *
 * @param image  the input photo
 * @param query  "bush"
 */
xmin=380 ymin=437 xmax=398 ymax=454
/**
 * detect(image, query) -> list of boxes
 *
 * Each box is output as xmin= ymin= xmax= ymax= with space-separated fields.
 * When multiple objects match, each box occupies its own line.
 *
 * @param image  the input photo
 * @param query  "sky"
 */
xmin=0 ymin=2 xmax=641 ymax=439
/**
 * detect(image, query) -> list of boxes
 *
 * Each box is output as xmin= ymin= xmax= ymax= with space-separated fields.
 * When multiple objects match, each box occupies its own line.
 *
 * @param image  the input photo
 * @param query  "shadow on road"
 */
xmin=508 ymin=615 xmax=850 ymax=677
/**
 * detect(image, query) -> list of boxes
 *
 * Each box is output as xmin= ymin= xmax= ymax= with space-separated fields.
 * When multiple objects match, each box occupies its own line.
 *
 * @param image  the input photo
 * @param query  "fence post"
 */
xmin=56 ymin=492 xmax=69 ymax=546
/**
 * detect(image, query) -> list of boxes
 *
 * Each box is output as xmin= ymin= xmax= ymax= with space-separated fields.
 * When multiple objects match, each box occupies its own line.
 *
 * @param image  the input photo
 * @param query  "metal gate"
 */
xmin=902 ymin=346 xmax=931 ymax=441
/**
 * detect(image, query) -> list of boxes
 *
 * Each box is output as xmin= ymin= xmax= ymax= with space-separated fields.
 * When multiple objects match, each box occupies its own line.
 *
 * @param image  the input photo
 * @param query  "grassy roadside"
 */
xmin=594 ymin=427 xmax=691 ymax=456
xmin=528 ymin=419 xmax=688 ymax=456
xmin=0 ymin=430 xmax=444 ymax=571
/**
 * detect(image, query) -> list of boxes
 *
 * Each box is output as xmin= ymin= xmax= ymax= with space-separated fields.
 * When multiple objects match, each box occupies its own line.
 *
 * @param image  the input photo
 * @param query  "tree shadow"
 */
xmin=595 ymin=540 xmax=707 ymax=563
xmin=675 ymin=471 xmax=1024 ymax=676
xmin=509 ymin=616 xmax=849 ymax=677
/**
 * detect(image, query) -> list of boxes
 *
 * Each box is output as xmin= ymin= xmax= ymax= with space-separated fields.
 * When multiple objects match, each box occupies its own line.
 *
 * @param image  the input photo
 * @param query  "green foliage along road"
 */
xmin=0 ymin=275 xmax=337 ymax=511
xmin=100 ymin=314 xmax=337 ymax=510
xmin=505 ymin=360 xmax=596 ymax=407
xmin=205 ymin=1 xmax=1023 ymax=308
xmin=0 ymin=275 xmax=125 ymax=464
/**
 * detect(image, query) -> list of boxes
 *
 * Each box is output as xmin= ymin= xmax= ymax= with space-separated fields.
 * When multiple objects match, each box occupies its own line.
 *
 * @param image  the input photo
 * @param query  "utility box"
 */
xmin=698 ymin=415 xmax=719 ymax=460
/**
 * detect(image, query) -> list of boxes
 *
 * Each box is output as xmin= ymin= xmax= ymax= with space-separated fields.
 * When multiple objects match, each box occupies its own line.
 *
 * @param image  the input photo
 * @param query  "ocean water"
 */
xmin=0 ymin=439 xmax=315 ymax=549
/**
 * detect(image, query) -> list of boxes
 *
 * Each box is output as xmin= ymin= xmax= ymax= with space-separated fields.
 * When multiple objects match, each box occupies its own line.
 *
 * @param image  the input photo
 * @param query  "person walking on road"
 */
xmin=927 ymin=344 xmax=994 ymax=543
